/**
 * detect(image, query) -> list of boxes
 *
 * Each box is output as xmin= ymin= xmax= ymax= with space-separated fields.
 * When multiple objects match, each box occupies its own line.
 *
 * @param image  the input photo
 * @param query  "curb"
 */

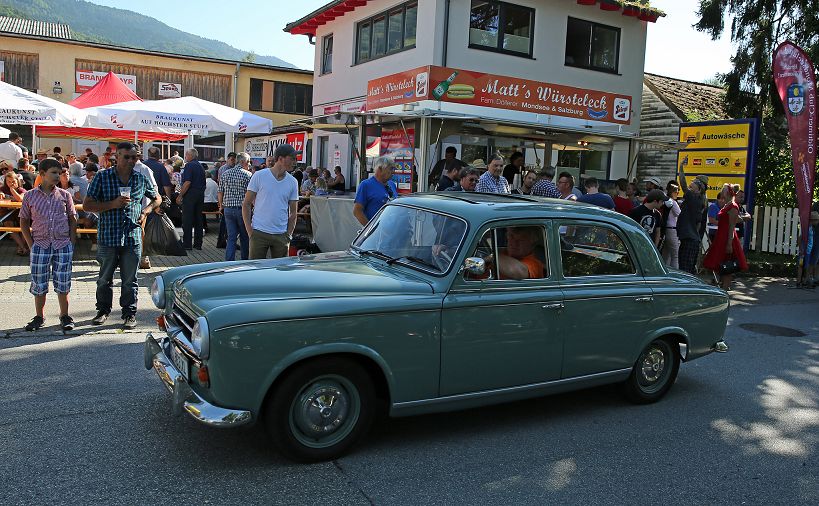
xmin=2 ymin=328 xmax=148 ymax=339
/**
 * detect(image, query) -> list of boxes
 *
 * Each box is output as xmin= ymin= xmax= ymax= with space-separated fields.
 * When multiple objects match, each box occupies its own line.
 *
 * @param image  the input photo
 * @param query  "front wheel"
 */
xmin=622 ymin=338 xmax=680 ymax=404
xmin=265 ymin=358 xmax=375 ymax=462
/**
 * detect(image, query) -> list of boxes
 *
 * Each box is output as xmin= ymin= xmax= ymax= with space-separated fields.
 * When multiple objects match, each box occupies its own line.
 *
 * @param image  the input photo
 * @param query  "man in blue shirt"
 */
xmin=83 ymin=142 xmax=160 ymax=329
xmin=353 ymin=156 xmax=397 ymax=225
xmin=142 ymin=146 xmax=173 ymax=199
xmin=578 ymin=177 xmax=615 ymax=209
xmin=176 ymin=148 xmax=207 ymax=250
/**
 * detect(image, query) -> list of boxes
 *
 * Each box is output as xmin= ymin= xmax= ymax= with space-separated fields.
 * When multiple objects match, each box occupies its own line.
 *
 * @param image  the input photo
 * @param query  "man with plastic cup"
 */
xmin=83 ymin=142 xmax=161 ymax=329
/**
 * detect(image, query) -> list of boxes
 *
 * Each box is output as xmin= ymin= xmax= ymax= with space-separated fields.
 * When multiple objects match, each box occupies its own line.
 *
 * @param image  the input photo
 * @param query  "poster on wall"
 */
xmin=243 ymin=132 xmax=308 ymax=164
xmin=75 ymin=70 xmax=136 ymax=93
xmin=380 ymin=127 xmax=415 ymax=194
xmin=158 ymin=82 xmax=182 ymax=98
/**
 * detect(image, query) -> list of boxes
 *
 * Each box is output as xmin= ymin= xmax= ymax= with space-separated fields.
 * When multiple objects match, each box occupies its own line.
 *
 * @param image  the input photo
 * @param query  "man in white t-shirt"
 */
xmin=242 ymin=143 xmax=300 ymax=259
xmin=0 ymin=133 xmax=24 ymax=166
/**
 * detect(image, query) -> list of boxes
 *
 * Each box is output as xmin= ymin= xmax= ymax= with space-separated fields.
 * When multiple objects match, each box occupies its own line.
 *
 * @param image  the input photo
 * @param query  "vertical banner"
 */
xmin=773 ymin=41 xmax=817 ymax=255
xmin=380 ymin=127 xmax=415 ymax=194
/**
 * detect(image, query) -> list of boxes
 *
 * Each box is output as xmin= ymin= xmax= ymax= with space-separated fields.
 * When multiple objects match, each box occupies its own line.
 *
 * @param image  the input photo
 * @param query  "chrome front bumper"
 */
xmin=143 ymin=332 xmax=252 ymax=428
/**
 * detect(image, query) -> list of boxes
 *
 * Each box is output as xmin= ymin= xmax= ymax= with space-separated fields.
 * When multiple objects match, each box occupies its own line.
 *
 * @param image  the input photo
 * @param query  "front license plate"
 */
xmin=170 ymin=344 xmax=190 ymax=381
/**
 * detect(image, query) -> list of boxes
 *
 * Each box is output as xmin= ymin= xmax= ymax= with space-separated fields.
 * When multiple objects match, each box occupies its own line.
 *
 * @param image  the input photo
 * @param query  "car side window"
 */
xmin=559 ymin=223 xmax=635 ymax=277
xmin=465 ymin=225 xmax=549 ymax=281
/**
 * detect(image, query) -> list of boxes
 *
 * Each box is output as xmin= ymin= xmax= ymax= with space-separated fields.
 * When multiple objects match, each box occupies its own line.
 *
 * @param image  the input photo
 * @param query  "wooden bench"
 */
xmin=0 ymin=226 xmax=97 ymax=234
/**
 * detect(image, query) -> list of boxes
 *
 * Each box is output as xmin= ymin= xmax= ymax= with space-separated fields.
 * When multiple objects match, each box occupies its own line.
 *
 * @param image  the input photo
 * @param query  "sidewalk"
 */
xmin=0 ymin=221 xmax=226 ymax=337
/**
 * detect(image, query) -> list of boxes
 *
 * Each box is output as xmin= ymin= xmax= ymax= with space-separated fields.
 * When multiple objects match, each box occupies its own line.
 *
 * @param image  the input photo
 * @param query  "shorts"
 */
xmin=30 ymin=243 xmax=74 ymax=296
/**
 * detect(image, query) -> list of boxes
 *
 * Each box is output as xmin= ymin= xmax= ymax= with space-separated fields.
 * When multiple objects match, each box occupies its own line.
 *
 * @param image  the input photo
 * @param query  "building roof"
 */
xmin=643 ymin=72 xmax=729 ymax=121
xmin=285 ymin=0 xmax=664 ymax=37
xmin=0 ymin=15 xmax=71 ymax=39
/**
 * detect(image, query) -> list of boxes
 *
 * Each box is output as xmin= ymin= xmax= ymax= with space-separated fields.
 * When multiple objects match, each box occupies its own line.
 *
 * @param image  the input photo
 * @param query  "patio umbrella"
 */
xmin=36 ymin=72 xmax=187 ymax=142
xmin=0 ymin=80 xmax=86 ymax=126
xmin=83 ymin=95 xmax=273 ymax=134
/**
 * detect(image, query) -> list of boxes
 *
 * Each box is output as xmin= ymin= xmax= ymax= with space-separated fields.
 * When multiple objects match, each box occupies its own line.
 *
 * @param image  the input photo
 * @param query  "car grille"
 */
xmin=171 ymin=301 xmax=196 ymax=339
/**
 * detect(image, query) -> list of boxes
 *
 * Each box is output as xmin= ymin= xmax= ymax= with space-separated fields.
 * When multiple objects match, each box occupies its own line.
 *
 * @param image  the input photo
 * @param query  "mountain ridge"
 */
xmin=0 ymin=0 xmax=298 ymax=69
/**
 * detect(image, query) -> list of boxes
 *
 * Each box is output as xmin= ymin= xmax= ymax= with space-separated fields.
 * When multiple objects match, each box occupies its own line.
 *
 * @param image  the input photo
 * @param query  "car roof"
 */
xmin=394 ymin=192 xmax=636 ymax=226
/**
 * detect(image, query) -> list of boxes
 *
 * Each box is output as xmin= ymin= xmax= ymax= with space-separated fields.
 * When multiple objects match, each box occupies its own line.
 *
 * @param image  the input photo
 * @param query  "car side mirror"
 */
xmin=462 ymin=257 xmax=486 ymax=275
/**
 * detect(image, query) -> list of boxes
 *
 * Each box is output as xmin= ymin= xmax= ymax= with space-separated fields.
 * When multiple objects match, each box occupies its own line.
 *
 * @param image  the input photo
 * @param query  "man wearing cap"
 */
xmin=0 ymin=132 xmax=24 ymax=166
xmin=243 ymin=143 xmax=300 ymax=259
xmin=32 ymin=149 xmax=48 ymax=168
xmin=531 ymin=166 xmax=561 ymax=198
xmin=676 ymin=174 xmax=708 ymax=274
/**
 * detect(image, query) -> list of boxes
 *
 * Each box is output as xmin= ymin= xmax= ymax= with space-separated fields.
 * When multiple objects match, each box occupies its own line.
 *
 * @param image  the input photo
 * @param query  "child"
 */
xmin=18 ymin=158 xmax=78 ymax=331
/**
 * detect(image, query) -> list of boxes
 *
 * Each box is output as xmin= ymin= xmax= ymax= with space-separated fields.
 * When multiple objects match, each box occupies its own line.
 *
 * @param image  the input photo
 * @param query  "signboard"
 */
xmin=380 ymin=127 xmax=415 ymax=194
xmin=75 ymin=70 xmax=136 ymax=93
xmin=158 ymin=82 xmax=182 ymax=98
xmin=367 ymin=65 xmax=633 ymax=125
xmin=322 ymin=100 xmax=367 ymax=115
xmin=677 ymin=120 xmax=758 ymax=201
xmin=243 ymin=132 xmax=308 ymax=163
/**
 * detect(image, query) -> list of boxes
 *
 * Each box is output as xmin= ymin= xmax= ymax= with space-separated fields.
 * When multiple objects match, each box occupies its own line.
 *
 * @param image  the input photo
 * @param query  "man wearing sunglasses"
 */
xmin=444 ymin=167 xmax=481 ymax=192
xmin=353 ymin=156 xmax=397 ymax=226
xmin=84 ymin=142 xmax=161 ymax=329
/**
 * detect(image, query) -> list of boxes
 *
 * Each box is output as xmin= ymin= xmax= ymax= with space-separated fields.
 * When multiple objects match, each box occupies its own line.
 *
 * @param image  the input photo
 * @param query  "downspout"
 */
xmin=442 ymin=0 xmax=451 ymax=67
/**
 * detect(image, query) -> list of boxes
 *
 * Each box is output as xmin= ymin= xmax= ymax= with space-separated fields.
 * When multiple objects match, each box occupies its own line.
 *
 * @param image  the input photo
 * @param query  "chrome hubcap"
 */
xmin=294 ymin=383 xmax=350 ymax=439
xmin=640 ymin=347 xmax=666 ymax=384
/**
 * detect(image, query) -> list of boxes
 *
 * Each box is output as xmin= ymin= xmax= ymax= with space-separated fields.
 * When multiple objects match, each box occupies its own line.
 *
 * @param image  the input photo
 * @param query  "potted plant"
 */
xmin=622 ymin=2 xmax=641 ymax=16
xmin=600 ymin=0 xmax=622 ymax=11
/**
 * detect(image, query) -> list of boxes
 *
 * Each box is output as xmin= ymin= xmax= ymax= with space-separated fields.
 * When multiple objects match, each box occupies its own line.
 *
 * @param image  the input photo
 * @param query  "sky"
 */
xmin=87 ymin=0 xmax=734 ymax=82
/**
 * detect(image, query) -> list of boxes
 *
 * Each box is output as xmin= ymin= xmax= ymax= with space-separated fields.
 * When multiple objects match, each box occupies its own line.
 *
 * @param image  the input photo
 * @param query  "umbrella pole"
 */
xmin=31 ymin=124 xmax=36 ymax=154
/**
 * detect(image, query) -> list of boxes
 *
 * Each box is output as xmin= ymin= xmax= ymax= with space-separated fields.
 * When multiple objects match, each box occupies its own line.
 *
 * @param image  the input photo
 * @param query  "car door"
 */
xmin=440 ymin=221 xmax=565 ymax=396
xmin=556 ymin=220 xmax=655 ymax=378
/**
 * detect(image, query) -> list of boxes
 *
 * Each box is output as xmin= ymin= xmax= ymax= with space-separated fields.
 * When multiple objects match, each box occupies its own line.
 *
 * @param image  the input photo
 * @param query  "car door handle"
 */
xmin=634 ymin=297 xmax=653 ymax=303
xmin=542 ymin=303 xmax=564 ymax=310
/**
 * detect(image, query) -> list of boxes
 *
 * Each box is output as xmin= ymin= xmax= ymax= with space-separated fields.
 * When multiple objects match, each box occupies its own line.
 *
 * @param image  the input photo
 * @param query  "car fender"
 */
xmin=636 ymin=326 xmax=691 ymax=361
xmin=255 ymin=343 xmax=397 ymax=412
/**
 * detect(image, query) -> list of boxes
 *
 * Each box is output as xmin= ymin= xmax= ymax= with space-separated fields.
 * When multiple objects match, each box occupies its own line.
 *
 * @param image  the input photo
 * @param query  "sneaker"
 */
xmin=25 ymin=316 xmax=45 ymax=331
xmin=60 ymin=314 xmax=75 ymax=331
xmin=92 ymin=311 xmax=109 ymax=325
xmin=123 ymin=315 xmax=137 ymax=330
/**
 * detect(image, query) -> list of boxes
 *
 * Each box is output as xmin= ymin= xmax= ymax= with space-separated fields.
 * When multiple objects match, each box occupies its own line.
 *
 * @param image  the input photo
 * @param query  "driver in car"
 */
xmin=472 ymin=227 xmax=544 ymax=281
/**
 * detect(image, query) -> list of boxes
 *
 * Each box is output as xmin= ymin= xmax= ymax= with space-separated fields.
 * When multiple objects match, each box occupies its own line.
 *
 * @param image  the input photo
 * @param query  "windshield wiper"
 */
xmin=386 ymin=255 xmax=439 ymax=271
xmin=355 ymin=249 xmax=393 ymax=261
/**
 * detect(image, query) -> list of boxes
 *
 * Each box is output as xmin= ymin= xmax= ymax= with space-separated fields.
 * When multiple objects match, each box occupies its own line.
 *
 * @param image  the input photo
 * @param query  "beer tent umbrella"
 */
xmin=0 ymin=80 xmax=86 ymax=126
xmin=36 ymin=71 xmax=187 ymax=143
xmin=83 ymin=95 xmax=273 ymax=134
xmin=0 ymin=126 xmax=10 ymax=138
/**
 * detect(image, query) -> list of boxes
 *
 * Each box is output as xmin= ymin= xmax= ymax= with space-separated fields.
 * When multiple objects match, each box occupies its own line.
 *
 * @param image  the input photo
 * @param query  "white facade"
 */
xmin=295 ymin=0 xmax=651 ymax=184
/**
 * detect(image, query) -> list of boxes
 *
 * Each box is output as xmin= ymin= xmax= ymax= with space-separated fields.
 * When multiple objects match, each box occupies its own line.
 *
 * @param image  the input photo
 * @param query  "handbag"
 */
xmin=719 ymin=258 xmax=740 ymax=275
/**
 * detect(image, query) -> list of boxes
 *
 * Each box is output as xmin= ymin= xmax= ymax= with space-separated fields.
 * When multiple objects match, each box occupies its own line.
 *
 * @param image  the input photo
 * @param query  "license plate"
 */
xmin=170 ymin=344 xmax=190 ymax=381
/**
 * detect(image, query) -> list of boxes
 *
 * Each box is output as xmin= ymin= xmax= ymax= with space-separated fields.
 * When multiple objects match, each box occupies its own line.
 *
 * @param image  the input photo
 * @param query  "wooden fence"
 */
xmin=749 ymin=206 xmax=802 ymax=255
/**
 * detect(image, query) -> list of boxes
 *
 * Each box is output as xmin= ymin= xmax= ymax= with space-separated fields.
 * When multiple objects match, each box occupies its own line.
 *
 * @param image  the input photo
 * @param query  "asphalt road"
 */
xmin=1 ymin=286 xmax=817 ymax=505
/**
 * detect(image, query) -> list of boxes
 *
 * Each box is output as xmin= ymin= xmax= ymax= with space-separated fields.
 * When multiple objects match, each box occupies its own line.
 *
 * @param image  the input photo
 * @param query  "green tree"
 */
xmin=241 ymin=51 xmax=257 ymax=63
xmin=695 ymin=0 xmax=819 ymax=207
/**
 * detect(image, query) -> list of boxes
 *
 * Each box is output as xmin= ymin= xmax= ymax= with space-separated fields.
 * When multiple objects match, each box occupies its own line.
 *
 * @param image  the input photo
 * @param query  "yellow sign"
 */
xmin=679 ymin=123 xmax=751 ymax=149
xmin=698 ymin=175 xmax=746 ymax=200
xmin=677 ymin=150 xmax=748 ymax=175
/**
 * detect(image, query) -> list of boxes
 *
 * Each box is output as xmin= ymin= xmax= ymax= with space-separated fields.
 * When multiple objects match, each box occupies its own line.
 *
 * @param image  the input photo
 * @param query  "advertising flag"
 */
xmin=773 ymin=41 xmax=817 ymax=255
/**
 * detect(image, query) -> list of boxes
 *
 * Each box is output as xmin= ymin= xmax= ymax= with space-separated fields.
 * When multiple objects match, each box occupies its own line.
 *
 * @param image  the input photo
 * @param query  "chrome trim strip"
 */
xmin=144 ymin=333 xmax=251 ymax=428
xmin=217 ymin=308 xmax=441 ymax=331
xmin=393 ymin=368 xmax=632 ymax=409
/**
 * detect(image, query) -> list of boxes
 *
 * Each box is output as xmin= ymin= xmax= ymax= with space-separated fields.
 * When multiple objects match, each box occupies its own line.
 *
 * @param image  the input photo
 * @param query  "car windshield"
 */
xmin=352 ymin=204 xmax=467 ymax=274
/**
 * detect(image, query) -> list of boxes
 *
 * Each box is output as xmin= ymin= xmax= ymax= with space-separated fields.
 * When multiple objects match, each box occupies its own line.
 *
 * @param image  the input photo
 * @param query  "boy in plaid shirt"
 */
xmin=19 ymin=158 xmax=78 ymax=331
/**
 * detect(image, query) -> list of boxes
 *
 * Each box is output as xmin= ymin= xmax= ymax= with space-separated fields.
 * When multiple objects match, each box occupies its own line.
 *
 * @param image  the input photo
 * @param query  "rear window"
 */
xmin=558 ymin=223 xmax=635 ymax=277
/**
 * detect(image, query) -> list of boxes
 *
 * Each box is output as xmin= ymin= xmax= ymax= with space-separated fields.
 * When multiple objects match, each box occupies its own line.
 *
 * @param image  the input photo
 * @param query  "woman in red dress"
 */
xmin=703 ymin=183 xmax=748 ymax=290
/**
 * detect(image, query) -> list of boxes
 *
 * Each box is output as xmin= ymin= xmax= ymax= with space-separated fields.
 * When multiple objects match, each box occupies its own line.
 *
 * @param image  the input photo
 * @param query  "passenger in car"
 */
xmin=496 ymin=226 xmax=545 ymax=280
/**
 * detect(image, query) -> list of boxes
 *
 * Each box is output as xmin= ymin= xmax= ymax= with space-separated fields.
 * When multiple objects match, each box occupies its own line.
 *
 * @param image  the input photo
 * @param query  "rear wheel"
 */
xmin=265 ymin=358 xmax=375 ymax=462
xmin=622 ymin=338 xmax=680 ymax=404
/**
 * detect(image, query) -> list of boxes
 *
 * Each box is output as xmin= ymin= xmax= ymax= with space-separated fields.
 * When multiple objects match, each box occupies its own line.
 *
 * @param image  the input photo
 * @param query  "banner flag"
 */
xmin=773 ymin=41 xmax=817 ymax=255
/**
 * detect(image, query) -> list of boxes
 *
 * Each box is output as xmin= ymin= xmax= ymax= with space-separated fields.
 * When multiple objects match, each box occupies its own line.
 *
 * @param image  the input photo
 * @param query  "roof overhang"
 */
xmin=285 ymin=0 xmax=370 ymax=37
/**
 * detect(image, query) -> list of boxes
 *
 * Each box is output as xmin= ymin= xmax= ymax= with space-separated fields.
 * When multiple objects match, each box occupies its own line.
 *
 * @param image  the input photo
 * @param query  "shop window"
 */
xmin=565 ymin=17 xmax=620 ymax=73
xmin=321 ymin=34 xmax=333 ymax=75
xmin=469 ymin=0 xmax=534 ymax=57
xmin=355 ymin=2 xmax=418 ymax=64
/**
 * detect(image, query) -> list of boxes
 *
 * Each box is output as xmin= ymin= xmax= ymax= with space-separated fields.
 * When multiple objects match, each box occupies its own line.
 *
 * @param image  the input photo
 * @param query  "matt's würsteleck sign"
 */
xmin=158 ymin=82 xmax=182 ymax=98
xmin=76 ymin=70 xmax=136 ymax=93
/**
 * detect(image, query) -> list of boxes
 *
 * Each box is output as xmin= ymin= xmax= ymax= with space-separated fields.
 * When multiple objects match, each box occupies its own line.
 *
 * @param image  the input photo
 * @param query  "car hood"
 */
xmin=173 ymin=251 xmax=434 ymax=313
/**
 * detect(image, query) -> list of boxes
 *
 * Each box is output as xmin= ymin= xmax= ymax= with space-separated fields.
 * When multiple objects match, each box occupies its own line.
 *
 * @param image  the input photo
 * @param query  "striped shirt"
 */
xmin=218 ymin=165 xmax=252 ymax=208
xmin=475 ymin=172 xmax=511 ymax=194
xmin=86 ymin=167 xmax=157 ymax=247
xmin=19 ymin=186 xmax=77 ymax=249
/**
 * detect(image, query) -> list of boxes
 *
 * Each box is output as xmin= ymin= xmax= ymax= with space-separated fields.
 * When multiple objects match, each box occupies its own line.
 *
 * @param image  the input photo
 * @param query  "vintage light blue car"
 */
xmin=145 ymin=193 xmax=729 ymax=462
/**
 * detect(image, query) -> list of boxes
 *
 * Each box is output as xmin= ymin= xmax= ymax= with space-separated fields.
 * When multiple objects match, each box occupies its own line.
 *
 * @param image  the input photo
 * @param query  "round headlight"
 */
xmin=150 ymin=277 xmax=165 ymax=309
xmin=191 ymin=316 xmax=210 ymax=359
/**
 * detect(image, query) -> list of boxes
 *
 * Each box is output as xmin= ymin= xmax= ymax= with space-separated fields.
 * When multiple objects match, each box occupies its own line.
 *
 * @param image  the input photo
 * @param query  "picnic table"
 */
xmin=0 ymin=200 xmax=95 ymax=239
